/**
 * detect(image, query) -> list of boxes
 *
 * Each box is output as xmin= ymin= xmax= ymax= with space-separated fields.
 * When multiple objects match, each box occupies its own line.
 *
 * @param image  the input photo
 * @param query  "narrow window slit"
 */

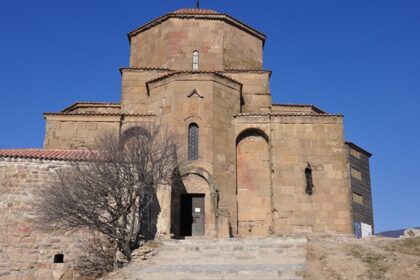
xmin=192 ymin=51 xmax=199 ymax=71
xmin=188 ymin=123 xmax=199 ymax=160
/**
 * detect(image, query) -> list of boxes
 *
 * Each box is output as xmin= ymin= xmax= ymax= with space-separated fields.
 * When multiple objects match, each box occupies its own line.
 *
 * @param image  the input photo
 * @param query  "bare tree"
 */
xmin=37 ymin=124 xmax=181 ymax=262
xmin=75 ymin=231 xmax=115 ymax=278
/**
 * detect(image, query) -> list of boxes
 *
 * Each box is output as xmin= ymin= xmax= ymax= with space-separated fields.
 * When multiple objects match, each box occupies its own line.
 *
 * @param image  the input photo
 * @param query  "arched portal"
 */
xmin=236 ymin=129 xmax=272 ymax=236
xmin=171 ymin=170 xmax=217 ymax=237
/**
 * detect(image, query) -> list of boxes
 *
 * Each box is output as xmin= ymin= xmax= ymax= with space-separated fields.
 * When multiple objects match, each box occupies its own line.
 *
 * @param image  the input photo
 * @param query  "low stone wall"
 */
xmin=0 ymin=158 xmax=82 ymax=279
xmin=0 ymin=156 xmax=174 ymax=279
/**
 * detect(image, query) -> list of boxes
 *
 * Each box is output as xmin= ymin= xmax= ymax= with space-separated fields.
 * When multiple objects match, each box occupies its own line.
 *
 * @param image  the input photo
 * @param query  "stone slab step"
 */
xmin=151 ymin=246 xmax=306 ymax=253
xmin=122 ymin=273 xmax=303 ymax=280
xmin=160 ymin=237 xmax=307 ymax=246
xmin=149 ymin=254 xmax=306 ymax=265
xmin=108 ymin=237 xmax=308 ymax=280
xmin=123 ymin=263 xmax=305 ymax=280
xmin=156 ymin=244 xmax=306 ymax=250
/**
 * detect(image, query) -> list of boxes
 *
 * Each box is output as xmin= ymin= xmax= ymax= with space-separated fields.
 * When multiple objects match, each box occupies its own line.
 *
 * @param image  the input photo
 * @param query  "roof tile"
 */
xmin=236 ymin=112 xmax=343 ymax=117
xmin=172 ymin=8 xmax=219 ymax=15
xmin=44 ymin=112 xmax=155 ymax=117
xmin=272 ymin=103 xmax=326 ymax=114
xmin=0 ymin=149 xmax=94 ymax=161
xmin=128 ymin=9 xmax=266 ymax=42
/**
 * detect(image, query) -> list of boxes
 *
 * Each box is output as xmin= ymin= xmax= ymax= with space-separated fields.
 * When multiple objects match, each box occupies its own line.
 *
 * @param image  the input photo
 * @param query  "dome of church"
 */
xmin=128 ymin=8 xmax=265 ymax=71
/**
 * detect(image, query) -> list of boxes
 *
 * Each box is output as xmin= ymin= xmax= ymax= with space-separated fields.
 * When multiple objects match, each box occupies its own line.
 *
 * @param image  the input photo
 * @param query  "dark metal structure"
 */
xmin=346 ymin=142 xmax=374 ymax=234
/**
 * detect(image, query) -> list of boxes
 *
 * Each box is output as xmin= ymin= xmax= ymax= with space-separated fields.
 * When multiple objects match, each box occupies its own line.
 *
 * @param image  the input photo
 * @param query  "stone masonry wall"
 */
xmin=44 ymin=117 xmax=121 ymax=149
xmin=0 ymin=157 xmax=173 ymax=279
xmin=144 ymin=73 xmax=242 ymax=234
xmin=129 ymin=18 xmax=263 ymax=71
xmin=0 ymin=158 xmax=81 ymax=280
xmin=223 ymin=72 xmax=271 ymax=113
xmin=270 ymin=115 xmax=353 ymax=234
xmin=235 ymin=114 xmax=353 ymax=235
xmin=237 ymin=132 xmax=272 ymax=236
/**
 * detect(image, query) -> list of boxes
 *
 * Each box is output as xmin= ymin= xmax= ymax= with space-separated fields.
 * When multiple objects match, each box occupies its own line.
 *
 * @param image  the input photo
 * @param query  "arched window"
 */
xmin=192 ymin=50 xmax=199 ymax=71
xmin=188 ymin=123 xmax=199 ymax=160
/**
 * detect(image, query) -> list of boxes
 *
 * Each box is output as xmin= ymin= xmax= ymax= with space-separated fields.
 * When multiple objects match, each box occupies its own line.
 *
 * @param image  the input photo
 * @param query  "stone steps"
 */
xmin=108 ymin=236 xmax=307 ymax=280
xmin=123 ymin=264 xmax=305 ymax=280
xmin=148 ymin=250 xmax=306 ymax=265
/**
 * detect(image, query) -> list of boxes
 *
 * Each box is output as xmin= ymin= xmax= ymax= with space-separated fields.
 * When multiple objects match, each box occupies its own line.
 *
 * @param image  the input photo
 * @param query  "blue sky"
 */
xmin=0 ymin=0 xmax=419 ymax=233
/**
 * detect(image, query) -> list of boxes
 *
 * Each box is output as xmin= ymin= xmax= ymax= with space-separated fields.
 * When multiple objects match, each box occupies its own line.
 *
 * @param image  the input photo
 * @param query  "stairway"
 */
xmin=109 ymin=236 xmax=307 ymax=280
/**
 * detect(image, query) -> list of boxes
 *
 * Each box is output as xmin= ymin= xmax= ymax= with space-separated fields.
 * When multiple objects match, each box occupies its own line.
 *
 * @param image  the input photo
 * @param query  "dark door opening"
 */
xmin=180 ymin=194 xmax=205 ymax=236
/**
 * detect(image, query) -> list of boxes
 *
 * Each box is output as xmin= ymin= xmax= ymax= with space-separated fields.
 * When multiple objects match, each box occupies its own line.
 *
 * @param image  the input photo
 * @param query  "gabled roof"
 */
xmin=236 ymin=112 xmax=343 ymax=117
xmin=272 ymin=103 xmax=326 ymax=114
xmin=128 ymin=8 xmax=266 ymax=44
xmin=61 ymin=102 xmax=120 ymax=113
xmin=345 ymin=142 xmax=372 ymax=157
xmin=0 ymin=149 xmax=94 ymax=162
xmin=145 ymin=71 xmax=242 ymax=96
xmin=119 ymin=67 xmax=272 ymax=76
xmin=173 ymin=8 xmax=219 ymax=15
xmin=44 ymin=112 xmax=154 ymax=117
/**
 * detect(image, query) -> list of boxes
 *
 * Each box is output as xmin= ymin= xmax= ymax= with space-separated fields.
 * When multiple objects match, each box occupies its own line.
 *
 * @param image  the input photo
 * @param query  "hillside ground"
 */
xmin=305 ymin=236 xmax=420 ymax=280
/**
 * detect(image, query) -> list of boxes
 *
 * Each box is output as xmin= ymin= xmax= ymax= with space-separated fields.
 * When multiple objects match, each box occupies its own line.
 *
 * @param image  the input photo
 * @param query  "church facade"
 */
xmin=0 ymin=8 xmax=374 ymax=250
xmin=40 ymin=8 xmax=375 ymax=238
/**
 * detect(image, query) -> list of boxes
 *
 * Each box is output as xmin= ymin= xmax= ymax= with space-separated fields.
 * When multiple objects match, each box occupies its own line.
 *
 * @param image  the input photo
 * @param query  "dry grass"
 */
xmin=305 ymin=236 xmax=420 ymax=280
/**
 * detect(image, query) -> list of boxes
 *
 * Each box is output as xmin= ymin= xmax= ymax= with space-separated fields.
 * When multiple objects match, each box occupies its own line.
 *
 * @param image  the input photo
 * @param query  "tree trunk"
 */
xmin=119 ymin=241 xmax=132 ymax=262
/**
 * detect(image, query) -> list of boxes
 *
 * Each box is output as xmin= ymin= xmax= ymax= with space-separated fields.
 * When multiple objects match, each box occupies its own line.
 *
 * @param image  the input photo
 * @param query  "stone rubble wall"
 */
xmin=0 ymin=157 xmax=173 ymax=280
xmin=0 ymin=158 xmax=85 ymax=279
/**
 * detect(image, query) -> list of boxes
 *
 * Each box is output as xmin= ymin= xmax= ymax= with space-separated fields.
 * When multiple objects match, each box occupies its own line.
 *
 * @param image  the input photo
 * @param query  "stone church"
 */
xmin=0 ymin=7 xmax=374 ymax=276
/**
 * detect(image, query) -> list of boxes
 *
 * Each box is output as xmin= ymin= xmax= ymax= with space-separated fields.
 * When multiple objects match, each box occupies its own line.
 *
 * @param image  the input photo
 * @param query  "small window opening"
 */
xmin=53 ymin=254 xmax=64 ymax=263
xmin=350 ymin=148 xmax=361 ymax=159
xmin=192 ymin=50 xmax=199 ymax=71
xmin=353 ymin=192 xmax=363 ymax=205
xmin=188 ymin=123 xmax=199 ymax=160
xmin=351 ymin=167 xmax=362 ymax=181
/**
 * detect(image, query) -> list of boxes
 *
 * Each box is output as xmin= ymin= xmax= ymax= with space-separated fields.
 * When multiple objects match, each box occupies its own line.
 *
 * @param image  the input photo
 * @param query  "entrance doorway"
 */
xmin=180 ymin=194 xmax=205 ymax=236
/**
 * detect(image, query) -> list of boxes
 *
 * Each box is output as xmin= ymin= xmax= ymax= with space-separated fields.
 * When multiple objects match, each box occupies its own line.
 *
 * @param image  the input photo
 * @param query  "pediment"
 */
xmin=145 ymin=72 xmax=242 ymax=96
xmin=187 ymin=89 xmax=204 ymax=98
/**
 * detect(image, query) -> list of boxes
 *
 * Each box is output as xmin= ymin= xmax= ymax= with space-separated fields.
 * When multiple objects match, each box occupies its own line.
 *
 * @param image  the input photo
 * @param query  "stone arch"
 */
xmin=237 ymin=128 xmax=269 ymax=144
xmin=119 ymin=126 xmax=151 ymax=149
xmin=120 ymin=126 xmax=150 ymax=144
xmin=182 ymin=173 xmax=208 ymax=193
xmin=180 ymin=166 xmax=218 ymax=193
xmin=236 ymin=129 xmax=272 ymax=236
xmin=171 ymin=166 xmax=218 ymax=237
